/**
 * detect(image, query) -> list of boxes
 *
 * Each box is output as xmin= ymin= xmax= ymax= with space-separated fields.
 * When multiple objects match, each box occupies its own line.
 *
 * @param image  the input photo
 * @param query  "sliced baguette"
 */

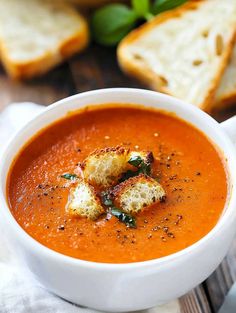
xmin=112 ymin=174 xmax=165 ymax=214
xmin=67 ymin=179 xmax=104 ymax=220
xmin=0 ymin=0 xmax=89 ymax=79
xmin=118 ymin=0 xmax=236 ymax=112
xmin=215 ymin=43 xmax=236 ymax=108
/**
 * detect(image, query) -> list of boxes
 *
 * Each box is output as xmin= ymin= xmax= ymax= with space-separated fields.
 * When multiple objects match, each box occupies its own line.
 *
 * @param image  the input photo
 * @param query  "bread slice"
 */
xmin=112 ymin=174 xmax=165 ymax=214
xmin=215 ymin=43 xmax=236 ymax=108
xmin=81 ymin=147 xmax=130 ymax=188
xmin=0 ymin=0 xmax=89 ymax=79
xmin=118 ymin=0 xmax=236 ymax=112
xmin=67 ymin=179 xmax=104 ymax=220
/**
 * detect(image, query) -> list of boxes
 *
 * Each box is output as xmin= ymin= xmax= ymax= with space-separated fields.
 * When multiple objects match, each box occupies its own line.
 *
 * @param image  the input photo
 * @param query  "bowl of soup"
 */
xmin=1 ymin=88 xmax=236 ymax=312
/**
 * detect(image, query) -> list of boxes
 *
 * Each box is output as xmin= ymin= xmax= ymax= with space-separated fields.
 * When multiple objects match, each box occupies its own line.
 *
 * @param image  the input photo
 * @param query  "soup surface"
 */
xmin=8 ymin=105 xmax=227 ymax=263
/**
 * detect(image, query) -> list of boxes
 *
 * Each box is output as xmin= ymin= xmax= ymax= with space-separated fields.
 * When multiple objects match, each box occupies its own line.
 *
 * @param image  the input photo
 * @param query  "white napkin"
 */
xmin=0 ymin=103 xmax=181 ymax=313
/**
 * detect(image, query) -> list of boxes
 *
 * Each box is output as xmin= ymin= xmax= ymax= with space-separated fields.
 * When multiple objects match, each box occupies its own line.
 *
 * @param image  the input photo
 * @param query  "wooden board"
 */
xmin=1 ymin=43 xmax=236 ymax=313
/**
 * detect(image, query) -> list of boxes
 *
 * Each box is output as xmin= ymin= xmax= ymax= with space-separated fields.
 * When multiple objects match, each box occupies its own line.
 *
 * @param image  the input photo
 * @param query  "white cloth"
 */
xmin=0 ymin=103 xmax=181 ymax=313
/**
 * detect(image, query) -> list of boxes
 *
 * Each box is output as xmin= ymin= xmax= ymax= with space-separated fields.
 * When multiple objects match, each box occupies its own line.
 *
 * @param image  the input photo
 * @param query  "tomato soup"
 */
xmin=7 ymin=105 xmax=227 ymax=263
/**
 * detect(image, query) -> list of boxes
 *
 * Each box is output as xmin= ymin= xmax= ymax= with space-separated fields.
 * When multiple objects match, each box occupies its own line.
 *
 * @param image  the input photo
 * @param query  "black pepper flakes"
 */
xmin=169 ymin=174 xmax=177 ymax=180
xmin=152 ymin=226 xmax=161 ymax=231
xmin=174 ymin=214 xmax=183 ymax=225
xmin=160 ymin=196 xmax=166 ymax=203
xmin=160 ymin=236 xmax=166 ymax=242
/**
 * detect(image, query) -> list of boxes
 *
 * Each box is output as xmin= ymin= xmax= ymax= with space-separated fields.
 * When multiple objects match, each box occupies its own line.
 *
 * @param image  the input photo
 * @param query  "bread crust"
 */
xmin=0 ymin=7 xmax=89 ymax=80
xmin=214 ymin=92 xmax=236 ymax=110
xmin=215 ymin=41 xmax=236 ymax=109
xmin=118 ymin=0 xmax=236 ymax=112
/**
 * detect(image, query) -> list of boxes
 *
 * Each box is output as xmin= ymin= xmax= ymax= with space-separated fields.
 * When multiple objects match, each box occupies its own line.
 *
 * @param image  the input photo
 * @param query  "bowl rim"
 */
xmin=1 ymin=87 xmax=236 ymax=270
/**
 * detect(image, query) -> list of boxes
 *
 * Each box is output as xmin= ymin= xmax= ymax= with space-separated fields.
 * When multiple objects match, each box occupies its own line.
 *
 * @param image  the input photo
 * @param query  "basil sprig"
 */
xmin=91 ymin=0 xmax=188 ymax=46
xmin=101 ymin=191 xmax=136 ymax=228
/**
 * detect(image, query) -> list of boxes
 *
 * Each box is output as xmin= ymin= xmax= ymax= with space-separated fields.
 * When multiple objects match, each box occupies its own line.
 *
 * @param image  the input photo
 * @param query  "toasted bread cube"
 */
xmin=81 ymin=147 xmax=130 ymax=188
xmin=67 ymin=179 xmax=104 ymax=220
xmin=112 ymin=174 xmax=165 ymax=214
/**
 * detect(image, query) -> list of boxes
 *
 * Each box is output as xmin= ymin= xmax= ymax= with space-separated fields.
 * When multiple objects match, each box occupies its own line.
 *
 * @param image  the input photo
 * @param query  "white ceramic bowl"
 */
xmin=1 ymin=88 xmax=236 ymax=312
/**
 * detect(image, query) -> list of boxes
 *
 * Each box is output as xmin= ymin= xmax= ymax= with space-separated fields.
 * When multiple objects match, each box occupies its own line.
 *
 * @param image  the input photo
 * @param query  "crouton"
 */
xmin=112 ymin=174 xmax=165 ymax=214
xmin=81 ymin=146 xmax=130 ymax=188
xmin=67 ymin=179 xmax=104 ymax=220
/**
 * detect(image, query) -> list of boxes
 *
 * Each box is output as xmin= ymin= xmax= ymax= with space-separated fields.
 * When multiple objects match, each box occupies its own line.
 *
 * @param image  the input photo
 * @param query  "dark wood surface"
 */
xmin=1 ymin=44 xmax=236 ymax=313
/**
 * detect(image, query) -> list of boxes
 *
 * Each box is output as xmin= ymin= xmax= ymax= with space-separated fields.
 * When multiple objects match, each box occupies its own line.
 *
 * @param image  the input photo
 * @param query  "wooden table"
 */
xmin=1 ymin=44 xmax=236 ymax=313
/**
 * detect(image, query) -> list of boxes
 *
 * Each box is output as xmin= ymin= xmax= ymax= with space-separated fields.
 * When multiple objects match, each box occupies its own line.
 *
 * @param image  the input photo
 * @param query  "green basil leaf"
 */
xmin=132 ymin=0 xmax=150 ymax=17
xmin=111 ymin=208 xmax=136 ymax=228
xmin=152 ymin=0 xmax=188 ymax=15
xmin=91 ymin=4 xmax=137 ymax=46
xmin=128 ymin=155 xmax=143 ymax=167
xmin=119 ymin=170 xmax=138 ymax=183
xmin=61 ymin=173 xmax=78 ymax=180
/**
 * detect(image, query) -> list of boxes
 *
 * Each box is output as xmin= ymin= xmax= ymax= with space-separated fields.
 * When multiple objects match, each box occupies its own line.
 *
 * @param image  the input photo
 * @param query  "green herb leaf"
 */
xmin=152 ymin=0 xmax=188 ymax=15
xmin=61 ymin=173 xmax=78 ymax=180
xmin=91 ymin=4 xmax=137 ymax=46
xmin=119 ymin=169 xmax=138 ymax=183
xmin=132 ymin=0 xmax=150 ymax=18
xmin=111 ymin=208 xmax=136 ymax=228
xmin=128 ymin=155 xmax=143 ymax=167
